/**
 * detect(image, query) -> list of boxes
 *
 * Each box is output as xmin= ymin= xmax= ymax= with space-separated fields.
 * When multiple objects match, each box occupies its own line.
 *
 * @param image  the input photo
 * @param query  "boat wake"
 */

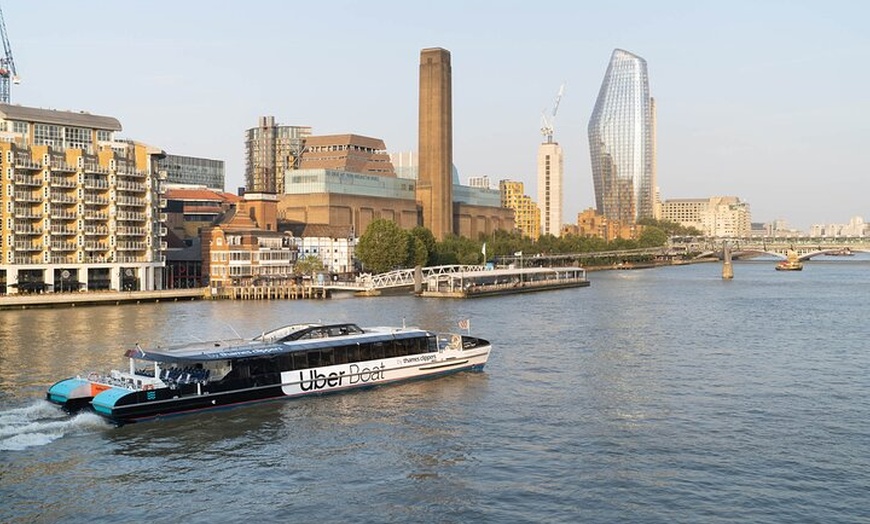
xmin=0 ymin=401 xmax=107 ymax=451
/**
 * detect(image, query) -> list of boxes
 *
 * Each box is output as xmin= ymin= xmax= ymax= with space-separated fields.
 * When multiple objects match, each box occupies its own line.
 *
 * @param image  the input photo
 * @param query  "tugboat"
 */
xmin=775 ymin=251 xmax=803 ymax=271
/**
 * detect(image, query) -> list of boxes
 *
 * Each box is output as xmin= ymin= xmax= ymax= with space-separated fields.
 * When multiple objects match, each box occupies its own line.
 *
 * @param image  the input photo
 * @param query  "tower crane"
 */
xmin=540 ymin=83 xmax=565 ymax=144
xmin=0 ymin=4 xmax=19 ymax=104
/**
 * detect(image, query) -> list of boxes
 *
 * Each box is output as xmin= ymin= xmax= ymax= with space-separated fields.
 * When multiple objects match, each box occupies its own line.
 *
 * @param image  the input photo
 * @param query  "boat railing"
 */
xmin=85 ymin=370 xmax=163 ymax=391
xmin=437 ymin=333 xmax=464 ymax=351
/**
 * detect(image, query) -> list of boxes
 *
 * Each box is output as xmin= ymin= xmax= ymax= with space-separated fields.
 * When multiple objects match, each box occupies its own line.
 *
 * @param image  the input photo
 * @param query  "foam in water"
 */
xmin=0 ymin=401 xmax=108 ymax=451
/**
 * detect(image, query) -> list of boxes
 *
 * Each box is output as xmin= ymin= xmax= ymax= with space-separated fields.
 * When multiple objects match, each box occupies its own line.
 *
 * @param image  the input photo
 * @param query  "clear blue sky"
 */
xmin=6 ymin=0 xmax=869 ymax=231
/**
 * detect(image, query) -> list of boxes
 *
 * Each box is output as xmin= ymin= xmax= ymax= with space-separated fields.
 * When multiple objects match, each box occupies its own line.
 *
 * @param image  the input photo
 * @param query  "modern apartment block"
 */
xmin=156 ymin=154 xmax=225 ymax=191
xmin=588 ymin=49 xmax=655 ymax=224
xmin=661 ymin=196 xmax=751 ymax=237
xmin=537 ymin=141 xmax=563 ymax=237
xmin=0 ymin=103 xmax=166 ymax=294
xmin=244 ymin=116 xmax=311 ymax=193
xmin=500 ymin=180 xmax=540 ymax=240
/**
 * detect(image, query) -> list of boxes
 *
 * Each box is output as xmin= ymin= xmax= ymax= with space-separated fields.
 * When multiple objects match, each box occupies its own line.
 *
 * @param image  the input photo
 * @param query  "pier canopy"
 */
xmin=424 ymin=266 xmax=588 ymax=297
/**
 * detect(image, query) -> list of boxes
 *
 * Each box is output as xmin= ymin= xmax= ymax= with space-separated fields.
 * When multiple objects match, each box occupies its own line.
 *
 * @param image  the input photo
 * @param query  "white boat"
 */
xmin=47 ymin=322 xmax=491 ymax=424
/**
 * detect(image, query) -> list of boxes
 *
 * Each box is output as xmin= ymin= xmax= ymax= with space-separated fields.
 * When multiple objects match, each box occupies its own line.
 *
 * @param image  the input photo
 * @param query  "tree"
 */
xmin=294 ymin=255 xmax=325 ymax=275
xmin=408 ymin=227 xmax=437 ymax=265
xmin=355 ymin=219 xmax=409 ymax=273
xmin=638 ymin=225 xmax=669 ymax=247
xmin=407 ymin=235 xmax=428 ymax=267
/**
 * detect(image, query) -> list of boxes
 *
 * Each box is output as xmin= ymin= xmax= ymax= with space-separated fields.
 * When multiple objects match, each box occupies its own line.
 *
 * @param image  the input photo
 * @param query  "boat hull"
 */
xmin=49 ymin=346 xmax=490 ymax=424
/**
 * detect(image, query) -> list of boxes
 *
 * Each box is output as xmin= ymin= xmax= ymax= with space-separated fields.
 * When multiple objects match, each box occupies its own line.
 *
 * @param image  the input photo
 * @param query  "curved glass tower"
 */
xmin=588 ymin=49 xmax=654 ymax=223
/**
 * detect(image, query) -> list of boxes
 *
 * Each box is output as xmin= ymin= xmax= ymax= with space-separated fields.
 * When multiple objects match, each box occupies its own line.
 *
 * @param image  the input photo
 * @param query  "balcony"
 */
xmin=50 ymin=193 xmax=77 ymax=204
xmin=84 ymin=242 xmax=109 ymax=251
xmin=14 ymin=191 xmax=41 ymax=203
xmin=117 ymin=241 xmax=146 ymax=251
xmin=14 ymin=207 xmax=41 ymax=219
xmin=117 ymin=212 xmax=145 ymax=222
xmin=50 ymin=177 xmax=78 ymax=188
xmin=53 ymin=210 xmax=78 ymax=220
xmin=50 ymin=241 xmax=77 ymax=252
xmin=50 ymin=225 xmax=76 ymax=235
xmin=118 ymin=226 xmax=146 ymax=236
xmin=13 ymin=224 xmax=43 ymax=235
xmin=84 ymin=178 xmax=109 ymax=189
xmin=14 ymin=156 xmax=41 ymax=170
xmin=14 ymin=174 xmax=42 ymax=186
xmin=14 ymin=241 xmax=41 ymax=251
xmin=84 ymin=226 xmax=109 ymax=236
xmin=50 ymin=161 xmax=76 ymax=172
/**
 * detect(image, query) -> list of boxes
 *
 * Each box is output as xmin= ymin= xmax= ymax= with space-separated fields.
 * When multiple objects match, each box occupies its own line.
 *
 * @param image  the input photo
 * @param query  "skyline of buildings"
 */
xmin=588 ymin=48 xmax=656 ymax=225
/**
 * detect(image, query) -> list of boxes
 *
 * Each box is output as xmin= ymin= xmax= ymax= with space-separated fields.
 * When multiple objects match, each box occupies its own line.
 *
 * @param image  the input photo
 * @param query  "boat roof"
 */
xmin=125 ymin=323 xmax=432 ymax=363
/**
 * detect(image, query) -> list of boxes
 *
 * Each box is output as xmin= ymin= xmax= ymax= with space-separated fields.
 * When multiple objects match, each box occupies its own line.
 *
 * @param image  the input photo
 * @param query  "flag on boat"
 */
xmin=481 ymin=242 xmax=487 ymax=259
xmin=458 ymin=318 xmax=470 ymax=331
xmin=514 ymin=251 xmax=523 ymax=257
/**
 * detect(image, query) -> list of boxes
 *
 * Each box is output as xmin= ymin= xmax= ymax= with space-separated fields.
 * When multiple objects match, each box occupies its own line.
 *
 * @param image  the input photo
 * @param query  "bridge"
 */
xmin=676 ymin=238 xmax=870 ymax=261
xmin=325 ymin=265 xmax=486 ymax=293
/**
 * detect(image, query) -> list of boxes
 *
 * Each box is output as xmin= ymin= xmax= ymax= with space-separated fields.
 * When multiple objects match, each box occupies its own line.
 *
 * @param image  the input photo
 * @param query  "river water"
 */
xmin=1 ymin=256 xmax=869 ymax=523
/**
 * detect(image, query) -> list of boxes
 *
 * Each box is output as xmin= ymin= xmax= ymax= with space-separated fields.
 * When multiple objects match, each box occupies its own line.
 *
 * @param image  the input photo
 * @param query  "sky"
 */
xmin=5 ymin=0 xmax=869 ymax=231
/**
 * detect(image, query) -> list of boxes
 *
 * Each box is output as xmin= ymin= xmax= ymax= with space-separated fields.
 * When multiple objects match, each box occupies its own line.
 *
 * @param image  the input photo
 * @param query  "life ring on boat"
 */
xmin=450 ymin=335 xmax=461 ymax=349
xmin=88 ymin=372 xmax=99 ymax=381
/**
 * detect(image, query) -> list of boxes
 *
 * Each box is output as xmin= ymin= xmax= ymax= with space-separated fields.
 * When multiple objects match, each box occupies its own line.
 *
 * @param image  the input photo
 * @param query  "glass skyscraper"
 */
xmin=588 ymin=49 xmax=655 ymax=223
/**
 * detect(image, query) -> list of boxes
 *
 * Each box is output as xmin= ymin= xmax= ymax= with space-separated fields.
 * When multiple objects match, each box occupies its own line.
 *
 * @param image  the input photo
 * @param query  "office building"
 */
xmin=0 ymin=103 xmax=166 ymax=294
xmin=660 ymin=196 xmax=751 ymax=237
xmin=157 ymin=154 xmax=225 ymax=191
xmin=244 ymin=116 xmax=311 ymax=193
xmin=588 ymin=48 xmax=655 ymax=224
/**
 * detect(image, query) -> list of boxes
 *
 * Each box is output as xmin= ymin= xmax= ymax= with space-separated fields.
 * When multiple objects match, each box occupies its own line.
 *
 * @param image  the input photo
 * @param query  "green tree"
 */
xmin=356 ymin=219 xmax=409 ymax=273
xmin=408 ymin=227 xmax=437 ymax=265
xmin=294 ymin=255 xmax=325 ymax=275
xmin=638 ymin=225 xmax=669 ymax=247
xmin=407 ymin=235 xmax=428 ymax=267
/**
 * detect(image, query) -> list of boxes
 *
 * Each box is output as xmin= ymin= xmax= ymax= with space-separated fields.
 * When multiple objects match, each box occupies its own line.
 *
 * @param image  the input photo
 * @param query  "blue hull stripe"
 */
xmin=92 ymin=388 xmax=132 ymax=415
xmin=47 ymin=378 xmax=89 ymax=402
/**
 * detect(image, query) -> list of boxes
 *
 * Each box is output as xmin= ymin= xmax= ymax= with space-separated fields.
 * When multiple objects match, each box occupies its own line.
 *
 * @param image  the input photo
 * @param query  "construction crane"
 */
xmin=0 ymin=4 xmax=19 ymax=104
xmin=540 ymin=83 xmax=565 ymax=144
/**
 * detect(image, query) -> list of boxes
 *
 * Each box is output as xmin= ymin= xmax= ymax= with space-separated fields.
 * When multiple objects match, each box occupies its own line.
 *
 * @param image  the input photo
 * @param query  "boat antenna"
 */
xmin=402 ymin=317 xmax=406 ymax=329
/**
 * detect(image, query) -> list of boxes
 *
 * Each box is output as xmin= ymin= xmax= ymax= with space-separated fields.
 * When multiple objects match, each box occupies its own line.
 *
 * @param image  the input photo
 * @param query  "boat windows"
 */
xmin=308 ymin=350 xmax=322 ymax=368
xmin=320 ymin=348 xmax=335 ymax=367
xmin=371 ymin=342 xmax=385 ymax=360
xmin=292 ymin=352 xmax=308 ymax=370
xmin=333 ymin=346 xmax=348 ymax=365
xmin=346 ymin=344 xmax=360 ymax=363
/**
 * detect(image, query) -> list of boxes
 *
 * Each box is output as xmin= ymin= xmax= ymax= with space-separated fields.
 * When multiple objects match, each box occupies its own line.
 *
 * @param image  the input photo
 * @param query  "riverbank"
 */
xmin=0 ymin=288 xmax=205 ymax=310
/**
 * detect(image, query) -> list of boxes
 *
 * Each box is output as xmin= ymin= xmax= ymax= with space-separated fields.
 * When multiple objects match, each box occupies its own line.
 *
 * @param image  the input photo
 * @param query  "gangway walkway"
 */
xmin=326 ymin=265 xmax=486 ymax=293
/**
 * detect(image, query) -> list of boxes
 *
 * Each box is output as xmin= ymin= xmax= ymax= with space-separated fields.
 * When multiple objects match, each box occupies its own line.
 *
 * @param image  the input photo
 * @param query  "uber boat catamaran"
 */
xmin=47 ymin=322 xmax=491 ymax=424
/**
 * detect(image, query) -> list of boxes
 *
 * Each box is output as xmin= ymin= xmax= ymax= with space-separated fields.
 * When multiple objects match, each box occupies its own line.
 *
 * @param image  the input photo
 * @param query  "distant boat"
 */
xmin=776 ymin=251 xmax=803 ymax=271
xmin=825 ymin=247 xmax=854 ymax=257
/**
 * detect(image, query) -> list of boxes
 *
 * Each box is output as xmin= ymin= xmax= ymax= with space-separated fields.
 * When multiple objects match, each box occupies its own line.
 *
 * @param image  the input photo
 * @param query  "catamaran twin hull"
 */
xmin=47 ymin=323 xmax=491 ymax=424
